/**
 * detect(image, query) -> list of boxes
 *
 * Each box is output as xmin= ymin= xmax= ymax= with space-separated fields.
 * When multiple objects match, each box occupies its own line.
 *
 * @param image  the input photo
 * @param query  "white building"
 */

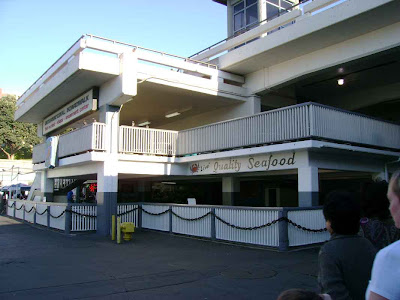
xmin=15 ymin=0 xmax=400 ymax=236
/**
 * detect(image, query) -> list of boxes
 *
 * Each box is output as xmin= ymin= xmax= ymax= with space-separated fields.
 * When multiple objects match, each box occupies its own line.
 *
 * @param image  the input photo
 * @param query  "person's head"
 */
xmin=323 ymin=191 xmax=361 ymax=235
xmin=277 ymin=289 xmax=322 ymax=300
xmin=387 ymin=171 xmax=400 ymax=228
xmin=360 ymin=180 xmax=390 ymax=220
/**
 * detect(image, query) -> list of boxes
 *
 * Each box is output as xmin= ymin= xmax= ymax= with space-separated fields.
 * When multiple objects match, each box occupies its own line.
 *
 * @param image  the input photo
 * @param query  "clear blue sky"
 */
xmin=0 ymin=0 xmax=227 ymax=96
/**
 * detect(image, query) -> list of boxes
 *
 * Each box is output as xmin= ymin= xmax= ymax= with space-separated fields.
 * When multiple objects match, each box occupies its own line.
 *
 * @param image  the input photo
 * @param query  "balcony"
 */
xmin=32 ymin=123 xmax=106 ymax=164
xmin=32 ymin=103 xmax=400 ymax=165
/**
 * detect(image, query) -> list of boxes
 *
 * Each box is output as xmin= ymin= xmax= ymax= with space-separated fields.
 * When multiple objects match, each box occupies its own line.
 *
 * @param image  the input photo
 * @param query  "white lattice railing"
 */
xmin=71 ymin=205 xmax=97 ymax=231
xmin=119 ymin=126 xmax=178 ymax=156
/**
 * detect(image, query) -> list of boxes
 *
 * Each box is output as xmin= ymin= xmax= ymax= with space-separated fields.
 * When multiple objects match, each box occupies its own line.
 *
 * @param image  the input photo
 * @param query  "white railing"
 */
xmin=14 ymin=201 xmax=25 ymax=220
xmin=49 ymin=204 xmax=67 ymax=230
xmin=58 ymin=122 xmax=106 ymax=158
xmin=32 ymin=123 xmax=106 ymax=164
xmin=36 ymin=203 xmax=48 ymax=226
xmin=215 ymin=207 xmax=279 ymax=247
xmin=133 ymin=203 xmax=327 ymax=249
xmin=5 ymin=200 xmax=98 ymax=232
xmin=6 ymin=200 xmax=15 ymax=217
xmin=141 ymin=204 xmax=170 ymax=231
xmin=6 ymin=200 xmax=68 ymax=231
xmin=71 ymin=204 xmax=97 ymax=231
xmin=117 ymin=204 xmax=139 ymax=225
xmin=176 ymin=103 xmax=400 ymax=156
xmin=288 ymin=209 xmax=330 ymax=246
xmin=172 ymin=206 xmax=212 ymax=238
xmin=119 ymin=126 xmax=178 ymax=156
xmin=191 ymin=0 xmax=346 ymax=61
xmin=177 ymin=103 xmax=311 ymax=155
xmin=311 ymin=105 xmax=400 ymax=150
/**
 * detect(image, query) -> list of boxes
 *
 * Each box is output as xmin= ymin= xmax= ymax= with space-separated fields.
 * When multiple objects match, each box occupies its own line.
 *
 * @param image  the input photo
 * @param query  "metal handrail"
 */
xmin=85 ymin=34 xmax=218 ymax=69
xmin=190 ymin=0 xmax=315 ymax=59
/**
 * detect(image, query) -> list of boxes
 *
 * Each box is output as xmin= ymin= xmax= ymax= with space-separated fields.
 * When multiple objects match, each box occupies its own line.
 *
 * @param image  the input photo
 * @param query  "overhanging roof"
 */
xmin=213 ymin=0 xmax=227 ymax=5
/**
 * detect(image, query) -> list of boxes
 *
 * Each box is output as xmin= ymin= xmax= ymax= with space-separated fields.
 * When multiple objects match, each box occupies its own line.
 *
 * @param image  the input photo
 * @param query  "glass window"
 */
xmin=246 ymin=4 xmax=258 ymax=25
xmin=234 ymin=1 xmax=245 ymax=13
xmin=233 ymin=0 xmax=258 ymax=33
xmin=234 ymin=12 xmax=245 ymax=32
xmin=246 ymin=0 xmax=257 ymax=5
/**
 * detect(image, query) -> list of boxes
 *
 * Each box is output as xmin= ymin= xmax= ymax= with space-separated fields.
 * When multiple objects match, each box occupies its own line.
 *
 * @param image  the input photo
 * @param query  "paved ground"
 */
xmin=0 ymin=215 xmax=321 ymax=299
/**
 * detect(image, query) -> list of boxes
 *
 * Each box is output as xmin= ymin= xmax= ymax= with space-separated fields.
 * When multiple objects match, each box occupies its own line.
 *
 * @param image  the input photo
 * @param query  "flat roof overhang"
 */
xmin=119 ymin=80 xmax=244 ymax=128
xmin=15 ymin=50 xmax=120 ymax=124
xmin=215 ymin=0 xmax=400 ymax=74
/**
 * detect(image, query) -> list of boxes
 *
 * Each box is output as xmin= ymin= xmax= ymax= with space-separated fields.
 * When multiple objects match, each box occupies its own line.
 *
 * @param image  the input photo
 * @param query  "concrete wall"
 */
xmin=161 ymin=97 xmax=260 ymax=131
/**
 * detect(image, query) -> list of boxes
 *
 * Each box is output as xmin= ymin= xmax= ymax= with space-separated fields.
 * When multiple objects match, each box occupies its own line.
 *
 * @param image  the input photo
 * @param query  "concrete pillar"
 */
xmin=99 ymin=105 xmax=120 ymax=153
xmin=247 ymin=95 xmax=261 ymax=114
xmin=298 ymin=167 xmax=319 ymax=207
xmin=97 ymin=162 xmax=118 ymax=236
xmin=222 ymin=177 xmax=240 ymax=206
xmin=96 ymin=105 xmax=120 ymax=236
xmin=40 ymin=171 xmax=54 ymax=202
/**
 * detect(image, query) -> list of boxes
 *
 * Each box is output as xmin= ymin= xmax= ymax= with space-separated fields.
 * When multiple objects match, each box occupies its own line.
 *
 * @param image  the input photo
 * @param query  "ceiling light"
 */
xmin=138 ymin=121 xmax=151 ymax=126
xmin=165 ymin=112 xmax=181 ymax=118
xmin=337 ymin=78 xmax=344 ymax=86
xmin=161 ymin=182 xmax=176 ymax=185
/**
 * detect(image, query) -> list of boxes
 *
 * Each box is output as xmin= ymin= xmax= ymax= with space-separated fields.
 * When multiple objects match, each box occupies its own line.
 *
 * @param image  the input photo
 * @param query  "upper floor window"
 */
xmin=265 ymin=0 xmax=294 ymax=20
xmin=233 ymin=0 xmax=259 ymax=34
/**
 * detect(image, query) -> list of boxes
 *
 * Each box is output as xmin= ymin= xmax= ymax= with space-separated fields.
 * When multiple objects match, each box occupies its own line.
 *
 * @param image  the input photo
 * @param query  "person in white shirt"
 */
xmin=366 ymin=171 xmax=400 ymax=300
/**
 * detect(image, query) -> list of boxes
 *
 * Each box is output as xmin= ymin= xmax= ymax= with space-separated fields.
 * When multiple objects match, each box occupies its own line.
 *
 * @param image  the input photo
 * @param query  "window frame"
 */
xmin=232 ymin=0 xmax=259 ymax=35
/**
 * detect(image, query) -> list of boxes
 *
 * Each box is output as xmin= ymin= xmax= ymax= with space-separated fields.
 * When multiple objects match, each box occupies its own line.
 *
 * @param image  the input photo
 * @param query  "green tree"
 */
xmin=0 ymin=95 xmax=42 ymax=160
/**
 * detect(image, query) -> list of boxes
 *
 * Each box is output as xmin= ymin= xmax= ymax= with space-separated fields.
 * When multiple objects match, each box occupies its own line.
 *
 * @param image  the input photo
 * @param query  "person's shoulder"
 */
xmin=376 ymin=240 xmax=400 ymax=260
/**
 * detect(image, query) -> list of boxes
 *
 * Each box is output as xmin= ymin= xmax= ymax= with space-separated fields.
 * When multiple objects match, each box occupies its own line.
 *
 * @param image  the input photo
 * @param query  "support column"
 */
xmin=222 ymin=177 xmax=240 ymax=206
xmin=40 ymin=171 xmax=54 ymax=202
xmin=97 ymin=162 xmax=118 ymax=236
xmin=97 ymin=105 xmax=120 ymax=236
xmin=298 ymin=167 xmax=319 ymax=207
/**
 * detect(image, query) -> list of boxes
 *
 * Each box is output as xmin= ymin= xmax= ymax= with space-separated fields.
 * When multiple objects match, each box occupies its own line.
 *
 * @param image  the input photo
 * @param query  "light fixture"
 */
xmin=165 ymin=112 xmax=181 ymax=118
xmin=138 ymin=121 xmax=151 ymax=126
xmin=337 ymin=78 xmax=344 ymax=86
xmin=161 ymin=182 xmax=176 ymax=185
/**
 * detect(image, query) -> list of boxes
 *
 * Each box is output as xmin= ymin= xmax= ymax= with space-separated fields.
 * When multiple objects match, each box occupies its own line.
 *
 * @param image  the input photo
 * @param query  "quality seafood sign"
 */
xmin=189 ymin=152 xmax=297 ymax=175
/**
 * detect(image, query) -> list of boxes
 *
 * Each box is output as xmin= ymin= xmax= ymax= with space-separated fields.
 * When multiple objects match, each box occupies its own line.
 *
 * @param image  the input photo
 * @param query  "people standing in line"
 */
xmin=318 ymin=191 xmax=376 ymax=300
xmin=360 ymin=180 xmax=400 ymax=250
xmin=366 ymin=171 xmax=400 ymax=300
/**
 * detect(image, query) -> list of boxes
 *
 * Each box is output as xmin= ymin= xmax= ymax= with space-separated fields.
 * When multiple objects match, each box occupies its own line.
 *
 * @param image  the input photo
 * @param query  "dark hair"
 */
xmin=360 ymin=180 xmax=390 ymax=220
xmin=323 ymin=191 xmax=361 ymax=235
xmin=277 ymin=289 xmax=322 ymax=300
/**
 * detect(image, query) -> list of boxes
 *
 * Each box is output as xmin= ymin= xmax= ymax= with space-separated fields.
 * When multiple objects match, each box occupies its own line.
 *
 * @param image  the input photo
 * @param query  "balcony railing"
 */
xmin=191 ymin=0 xmax=346 ymax=62
xmin=176 ymin=103 xmax=400 ymax=155
xmin=32 ymin=123 xmax=106 ymax=164
xmin=119 ymin=126 xmax=178 ymax=156
xmin=33 ymin=103 xmax=400 ymax=164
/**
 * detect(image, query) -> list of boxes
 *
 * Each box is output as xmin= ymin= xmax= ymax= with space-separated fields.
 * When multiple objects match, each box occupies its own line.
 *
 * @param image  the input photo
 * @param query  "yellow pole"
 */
xmin=117 ymin=217 xmax=121 ymax=244
xmin=111 ymin=215 xmax=116 ymax=241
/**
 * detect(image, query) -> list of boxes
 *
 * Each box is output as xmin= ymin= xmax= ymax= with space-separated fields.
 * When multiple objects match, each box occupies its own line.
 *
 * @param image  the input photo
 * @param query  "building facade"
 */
xmin=15 ymin=0 xmax=400 ymax=235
